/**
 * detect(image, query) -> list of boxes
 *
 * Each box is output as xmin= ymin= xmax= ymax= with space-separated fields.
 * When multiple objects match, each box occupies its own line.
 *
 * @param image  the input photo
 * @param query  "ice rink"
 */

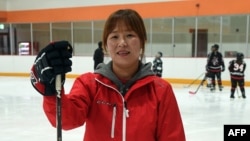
xmin=0 ymin=76 xmax=249 ymax=141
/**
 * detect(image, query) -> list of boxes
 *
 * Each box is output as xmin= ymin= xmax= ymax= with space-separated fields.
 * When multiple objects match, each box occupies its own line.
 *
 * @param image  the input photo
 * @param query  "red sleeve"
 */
xmin=156 ymin=81 xmax=186 ymax=141
xmin=42 ymin=75 xmax=94 ymax=130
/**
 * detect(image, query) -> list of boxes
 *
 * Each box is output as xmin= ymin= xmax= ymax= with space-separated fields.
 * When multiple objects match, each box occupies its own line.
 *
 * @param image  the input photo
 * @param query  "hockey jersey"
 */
xmin=228 ymin=60 xmax=246 ymax=80
xmin=206 ymin=52 xmax=225 ymax=72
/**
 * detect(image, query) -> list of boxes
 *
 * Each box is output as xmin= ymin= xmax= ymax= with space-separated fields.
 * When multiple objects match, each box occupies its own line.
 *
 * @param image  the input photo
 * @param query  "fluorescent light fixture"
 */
xmin=0 ymin=24 xmax=4 ymax=29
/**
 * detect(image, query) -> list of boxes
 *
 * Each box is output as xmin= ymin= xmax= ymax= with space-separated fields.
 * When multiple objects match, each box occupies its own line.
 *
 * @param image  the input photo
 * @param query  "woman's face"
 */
xmin=106 ymin=24 xmax=141 ymax=68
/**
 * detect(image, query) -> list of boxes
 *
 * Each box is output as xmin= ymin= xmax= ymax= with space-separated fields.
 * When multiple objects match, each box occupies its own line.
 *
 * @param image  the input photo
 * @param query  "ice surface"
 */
xmin=0 ymin=77 xmax=249 ymax=141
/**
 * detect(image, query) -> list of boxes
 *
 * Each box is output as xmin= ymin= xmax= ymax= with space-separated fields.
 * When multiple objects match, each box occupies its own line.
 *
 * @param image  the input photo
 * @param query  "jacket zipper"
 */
xmin=124 ymin=101 xmax=129 ymax=118
xmin=111 ymin=104 xmax=117 ymax=138
xmin=95 ymin=78 xmax=128 ymax=141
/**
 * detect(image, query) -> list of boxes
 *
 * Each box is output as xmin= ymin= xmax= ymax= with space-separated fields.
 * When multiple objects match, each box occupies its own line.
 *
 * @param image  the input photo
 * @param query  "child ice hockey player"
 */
xmin=206 ymin=44 xmax=225 ymax=91
xmin=228 ymin=52 xmax=246 ymax=99
xmin=152 ymin=51 xmax=163 ymax=77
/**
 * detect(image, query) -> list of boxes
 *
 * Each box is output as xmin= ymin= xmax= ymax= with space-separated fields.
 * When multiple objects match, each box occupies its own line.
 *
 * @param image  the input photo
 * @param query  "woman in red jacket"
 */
xmin=30 ymin=9 xmax=186 ymax=141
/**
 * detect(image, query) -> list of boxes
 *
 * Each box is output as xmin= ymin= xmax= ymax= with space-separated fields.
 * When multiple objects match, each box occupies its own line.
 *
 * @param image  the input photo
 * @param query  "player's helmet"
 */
xmin=158 ymin=51 xmax=163 ymax=57
xmin=212 ymin=44 xmax=219 ymax=50
xmin=236 ymin=52 xmax=244 ymax=61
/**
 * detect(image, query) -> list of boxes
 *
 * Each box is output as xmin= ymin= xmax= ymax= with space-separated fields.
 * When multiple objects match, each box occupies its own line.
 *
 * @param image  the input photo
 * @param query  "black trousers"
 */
xmin=209 ymin=72 xmax=222 ymax=87
xmin=230 ymin=78 xmax=245 ymax=95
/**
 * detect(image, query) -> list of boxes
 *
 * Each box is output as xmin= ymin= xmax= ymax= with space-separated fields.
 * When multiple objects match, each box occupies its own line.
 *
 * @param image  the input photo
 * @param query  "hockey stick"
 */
xmin=189 ymin=75 xmax=207 ymax=94
xmin=56 ymin=74 xmax=62 ymax=141
xmin=184 ymin=72 xmax=205 ymax=88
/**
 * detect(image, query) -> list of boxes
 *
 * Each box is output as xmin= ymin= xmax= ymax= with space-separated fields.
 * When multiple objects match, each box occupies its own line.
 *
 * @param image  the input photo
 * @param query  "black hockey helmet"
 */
xmin=212 ymin=44 xmax=219 ymax=50
xmin=158 ymin=51 xmax=163 ymax=57
xmin=236 ymin=52 xmax=244 ymax=61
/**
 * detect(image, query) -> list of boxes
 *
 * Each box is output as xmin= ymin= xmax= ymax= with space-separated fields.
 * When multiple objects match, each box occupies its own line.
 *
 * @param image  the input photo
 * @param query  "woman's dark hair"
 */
xmin=102 ymin=9 xmax=147 ymax=60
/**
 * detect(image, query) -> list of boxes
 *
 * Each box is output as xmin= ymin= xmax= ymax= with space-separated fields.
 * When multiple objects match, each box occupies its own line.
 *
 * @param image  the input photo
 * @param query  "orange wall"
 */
xmin=0 ymin=10 xmax=6 ymax=21
xmin=1 ymin=0 xmax=250 ymax=23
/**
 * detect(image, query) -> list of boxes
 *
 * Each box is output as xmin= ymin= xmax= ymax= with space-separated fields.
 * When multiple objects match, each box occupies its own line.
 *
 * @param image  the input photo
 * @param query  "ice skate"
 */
xmin=230 ymin=94 xmax=235 ymax=100
xmin=210 ymin=86 xmax=215 ymax=92
xmin=219 ymin=85 xmax=223 ymax=91
xmin=242 ymin=93 xmax=246 ymax=99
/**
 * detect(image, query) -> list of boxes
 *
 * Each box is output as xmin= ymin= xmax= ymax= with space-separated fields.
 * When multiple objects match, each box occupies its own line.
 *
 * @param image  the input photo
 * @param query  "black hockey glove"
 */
xmin=31 ymin=40 xmax=73 ymax=96
xmin=221 ymin=66 xmax=225 ymax=72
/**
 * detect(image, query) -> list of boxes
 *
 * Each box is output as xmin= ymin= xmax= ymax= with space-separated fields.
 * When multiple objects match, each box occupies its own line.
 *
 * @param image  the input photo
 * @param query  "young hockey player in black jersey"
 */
xmin=206 ymin=44 xmax=225 ymax=91
xmin=152 ymin=51 xmax=163 ymax=77
xmin=228 ymin=52 xmax=246 ymax=99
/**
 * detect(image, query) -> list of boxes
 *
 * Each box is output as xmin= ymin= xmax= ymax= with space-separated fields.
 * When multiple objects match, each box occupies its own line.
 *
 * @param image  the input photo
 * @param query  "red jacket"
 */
xmin=31 ymin=62 xmax=185 ymax=141
xmin=42 ymin=72 xmax=185 ymax=141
